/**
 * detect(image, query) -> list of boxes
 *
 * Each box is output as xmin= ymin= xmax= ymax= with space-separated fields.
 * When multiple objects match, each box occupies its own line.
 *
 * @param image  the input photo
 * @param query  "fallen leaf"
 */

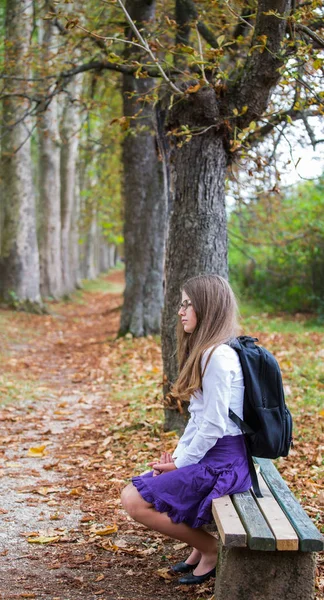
xmin=173 ymin=542 xmax=188 ymax=551
xmin=95 ymin=574 xmax=105 ymax=582
xmin=157 ymin=568 xmax=175 ymax=580
xmin=68 ymin=487 xmax=83 ymax=497
xmin=35 ymin=487 xmax=60 ymax=496
xmin=27 ymin=535 xmax=60 ymax=544
xmin=92 ymin=524 xmax=118 ymax=536
xmin=26 ymin=445 xmax=47 ymax=458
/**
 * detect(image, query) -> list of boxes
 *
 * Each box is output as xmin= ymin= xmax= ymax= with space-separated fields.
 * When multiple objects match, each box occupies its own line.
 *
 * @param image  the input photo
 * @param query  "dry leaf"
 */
xmin=92 ymin=524 xmax=118 ymax=536
xmin=157 ymin=568 xmax=175 ymax=580
xmin=27 ymin=535 xmax=60 ymax=544
xmin=173 ymin=542 xmax=188 ymax=550
xmin=26 ymin=445 xmax=47 ymax=457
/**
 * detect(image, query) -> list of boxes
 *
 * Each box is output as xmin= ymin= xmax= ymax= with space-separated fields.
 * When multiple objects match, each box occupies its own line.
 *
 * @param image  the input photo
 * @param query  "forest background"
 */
xmin=0 ymin=1 xmax=323 ymax=598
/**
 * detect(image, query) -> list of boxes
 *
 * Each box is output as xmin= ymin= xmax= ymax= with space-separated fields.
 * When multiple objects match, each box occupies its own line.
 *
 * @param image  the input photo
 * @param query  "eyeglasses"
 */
xmin=178 ymin=300 xmax=192 ymax=311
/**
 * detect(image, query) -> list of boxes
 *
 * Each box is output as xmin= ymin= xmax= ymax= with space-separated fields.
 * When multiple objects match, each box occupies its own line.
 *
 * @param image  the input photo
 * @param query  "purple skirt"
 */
xmin=132 ymin=435 xmax=251 ymax=528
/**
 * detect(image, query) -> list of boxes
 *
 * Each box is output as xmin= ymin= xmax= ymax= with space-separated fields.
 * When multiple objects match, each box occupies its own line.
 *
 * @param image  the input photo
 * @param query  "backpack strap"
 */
xmin=229 ymin=409 xmax=263 ymax=498
xmin=228 ymin=408 xmax=255 ymax=435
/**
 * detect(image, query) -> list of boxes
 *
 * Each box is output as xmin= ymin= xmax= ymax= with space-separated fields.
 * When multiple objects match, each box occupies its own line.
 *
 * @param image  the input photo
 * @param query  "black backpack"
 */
xmin=228 ymin=336 xmax=293 ymax=497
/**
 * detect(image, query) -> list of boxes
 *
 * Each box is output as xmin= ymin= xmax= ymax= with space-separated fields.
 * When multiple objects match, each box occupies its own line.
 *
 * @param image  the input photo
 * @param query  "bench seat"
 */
xmin=212 ymin=458 xmax=324 ymax=600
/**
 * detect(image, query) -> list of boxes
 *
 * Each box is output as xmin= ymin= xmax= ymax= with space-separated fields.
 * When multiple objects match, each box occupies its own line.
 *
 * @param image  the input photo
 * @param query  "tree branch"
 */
xmin=295 ymin=23 xmax=324 ymax=48
xmin=233 ymin=0 xmax=291 ymax=127
xmin=175 ymin=0 xmax=219 ymax=48
xmin=246 ymin=107 xmax=322 ymax=146
xmin=113 ymin=0 xmax=182 ymax=94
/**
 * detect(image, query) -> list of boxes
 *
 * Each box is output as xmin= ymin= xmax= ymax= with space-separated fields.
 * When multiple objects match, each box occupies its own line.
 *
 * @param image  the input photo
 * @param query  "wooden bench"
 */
xmin=212 ymin=458 xmax=324 ymax=600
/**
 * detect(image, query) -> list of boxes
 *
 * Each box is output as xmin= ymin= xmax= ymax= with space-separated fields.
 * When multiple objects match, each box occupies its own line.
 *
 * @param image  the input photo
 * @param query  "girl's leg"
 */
xmin=185 ymin=548 xmax=201 ymax=565
xmin=121 ymin=484 xmax=217 ymax=575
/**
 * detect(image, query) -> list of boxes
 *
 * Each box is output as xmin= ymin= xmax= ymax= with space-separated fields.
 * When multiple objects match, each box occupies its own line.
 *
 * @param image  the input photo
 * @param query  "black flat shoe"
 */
xmin=178 ymin=567 xmax=216 ymax=585
xmin=171 ymin=561 xmax=199 ymax=574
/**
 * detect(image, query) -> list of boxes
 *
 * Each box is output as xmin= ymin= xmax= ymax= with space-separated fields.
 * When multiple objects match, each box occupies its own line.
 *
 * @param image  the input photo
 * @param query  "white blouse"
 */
xmin=172 ymin=344 xmax=244 ymax=469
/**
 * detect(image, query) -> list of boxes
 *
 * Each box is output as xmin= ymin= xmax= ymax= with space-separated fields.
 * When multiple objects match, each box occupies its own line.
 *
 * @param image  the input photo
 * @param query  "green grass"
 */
xmin=240 ymin=301 xmax=324 ymax=334
xmin=81 ymin=276 xmax=124 ymax=295
xmin=0 ymin=373 xmax=52 ymax=406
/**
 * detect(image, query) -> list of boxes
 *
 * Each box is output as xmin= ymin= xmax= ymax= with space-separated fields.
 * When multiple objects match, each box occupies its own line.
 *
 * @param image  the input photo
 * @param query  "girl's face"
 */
xmin=178 ymin=291 xmax=197 ymax=334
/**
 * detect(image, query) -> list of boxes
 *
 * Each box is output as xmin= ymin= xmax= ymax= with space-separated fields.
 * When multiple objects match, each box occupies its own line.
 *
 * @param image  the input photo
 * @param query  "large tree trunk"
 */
xmin=119 ymin=0 xmax=167 ymax=337
xmin=38 ymin=8 xmax=62 ymax=299
xmin=161 ymin=0 xmax=291 ymax=433
xmin=60 ymin=76 xmax=82 ymax=295
xmin=161 ymin=88 xmax=228 ymax=432
xmin=0 ymin=0 xmax=41 ymax=306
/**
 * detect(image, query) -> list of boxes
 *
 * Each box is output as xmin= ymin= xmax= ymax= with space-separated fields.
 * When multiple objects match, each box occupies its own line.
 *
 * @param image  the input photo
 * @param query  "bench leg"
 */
xmin=214 ymin=546 xmax=316 ymax=600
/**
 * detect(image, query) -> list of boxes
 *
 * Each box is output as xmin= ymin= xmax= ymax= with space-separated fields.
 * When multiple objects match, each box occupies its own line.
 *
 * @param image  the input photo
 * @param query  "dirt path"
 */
xmin=0 ymin=271 xmax=213 ymax=600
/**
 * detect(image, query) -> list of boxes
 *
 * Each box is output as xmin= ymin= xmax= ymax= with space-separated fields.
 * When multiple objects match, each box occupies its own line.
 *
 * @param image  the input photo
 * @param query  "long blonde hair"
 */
xmin=171 ymin=274 xmax=239 ymax=403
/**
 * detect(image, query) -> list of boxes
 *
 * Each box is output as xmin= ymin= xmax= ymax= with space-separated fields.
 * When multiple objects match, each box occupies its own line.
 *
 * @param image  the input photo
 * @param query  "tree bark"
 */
xmin=83 ymin=203 xmax=99 ymax=280
xmin=38 ymin=8 xmax=62 ymax=299
xmin=60 ymin=75 xmax=83 ymax=295
xmin=71 ymin=168 xmax=82 ymax=288
xmin=0 ymin=0 xmax=41 ymax=305
xmin=161 ymin=87 xmax=228 ymax=432
xmin=119 ymin=0 xmax=167 ymax=337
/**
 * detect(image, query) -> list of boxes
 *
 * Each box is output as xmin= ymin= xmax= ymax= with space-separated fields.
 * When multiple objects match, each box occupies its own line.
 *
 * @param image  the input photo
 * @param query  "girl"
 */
xmin=121 ymin=274 xmax=251 ymax=585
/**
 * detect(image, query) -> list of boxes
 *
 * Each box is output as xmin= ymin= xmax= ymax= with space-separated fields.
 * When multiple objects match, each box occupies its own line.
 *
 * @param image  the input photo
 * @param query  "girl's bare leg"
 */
xmin=121 ymin=484 xmax=217 ymax=575
xmin=185 ymin=548 xmax=201 ymax=565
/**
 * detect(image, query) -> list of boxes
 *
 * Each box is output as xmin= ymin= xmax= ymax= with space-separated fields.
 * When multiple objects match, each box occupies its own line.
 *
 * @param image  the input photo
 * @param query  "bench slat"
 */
xmin=254 ymin=473 xmax=299 ymax=550
xmin=255 ymin=457 xmax=324 ymax=552
xmin=232 ymin=490 xmax=276 ymax=551
xmin=212 ymin=496 xmax=247 ymax=548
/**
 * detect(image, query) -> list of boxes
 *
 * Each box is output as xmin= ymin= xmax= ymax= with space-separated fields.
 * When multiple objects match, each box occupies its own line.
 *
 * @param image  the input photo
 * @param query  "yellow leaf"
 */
xmin=217 ymin=35 xmax=225 ymax=47
xmin=68 ymin=487 xmax=83 ymax=497
xmin=27 ymin=535 xmax=60 ymax=544
xmin=232 ymin=108 xmax=239 ymax=116
xmin=26 ymin=445 xmax=47 ymax=457
xmin=93 ymin=524 xmax=118 ymax=536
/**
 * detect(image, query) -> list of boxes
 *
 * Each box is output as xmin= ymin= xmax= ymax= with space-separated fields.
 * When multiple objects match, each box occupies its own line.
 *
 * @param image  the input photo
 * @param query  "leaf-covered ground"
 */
xmin=0 ymin=269 xmax=323 ymax=600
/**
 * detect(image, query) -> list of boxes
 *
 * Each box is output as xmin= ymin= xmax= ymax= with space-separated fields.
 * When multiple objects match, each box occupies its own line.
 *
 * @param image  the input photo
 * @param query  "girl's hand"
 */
xmin=148 ymin=452 xmax=174 ymax=476
xmin=151 ymin=461 xmax=177 ymax=474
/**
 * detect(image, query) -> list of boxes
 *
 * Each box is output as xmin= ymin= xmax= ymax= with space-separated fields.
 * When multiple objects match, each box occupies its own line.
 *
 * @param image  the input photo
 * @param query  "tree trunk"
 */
xmin=99 ymin=238 xmax=110 ymax=273
xmin=38 ymin=8 xmax=62 ymax=299
xmin=161 ymin=88 xmax=228 ymax=432
xmin=71 ymin=169 xmax=82 ymax=288
xmin=60 ymin=75 xmax=82 ymax=295
xmin=119 ymin=0 xmax=167 ymax=337
xmin=0 ymin=0 xmax=41 ymax=306
xmin=83 ymin=203 xmax=99 ymax=280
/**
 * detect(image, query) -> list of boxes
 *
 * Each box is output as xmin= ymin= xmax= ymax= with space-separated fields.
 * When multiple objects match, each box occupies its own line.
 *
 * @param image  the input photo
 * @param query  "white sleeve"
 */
xmin=172 ymin=415 xmax=196 ymax=459
xmin=173 ymin=349 xmax=233 ymax=469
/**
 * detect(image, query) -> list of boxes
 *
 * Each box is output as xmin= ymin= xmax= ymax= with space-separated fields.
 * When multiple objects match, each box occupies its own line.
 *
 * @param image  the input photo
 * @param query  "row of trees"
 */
xmin=0 ymin=0 xmax=122 ymax=306
xmin=0 ymin=0 xmax=323 ymax=427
